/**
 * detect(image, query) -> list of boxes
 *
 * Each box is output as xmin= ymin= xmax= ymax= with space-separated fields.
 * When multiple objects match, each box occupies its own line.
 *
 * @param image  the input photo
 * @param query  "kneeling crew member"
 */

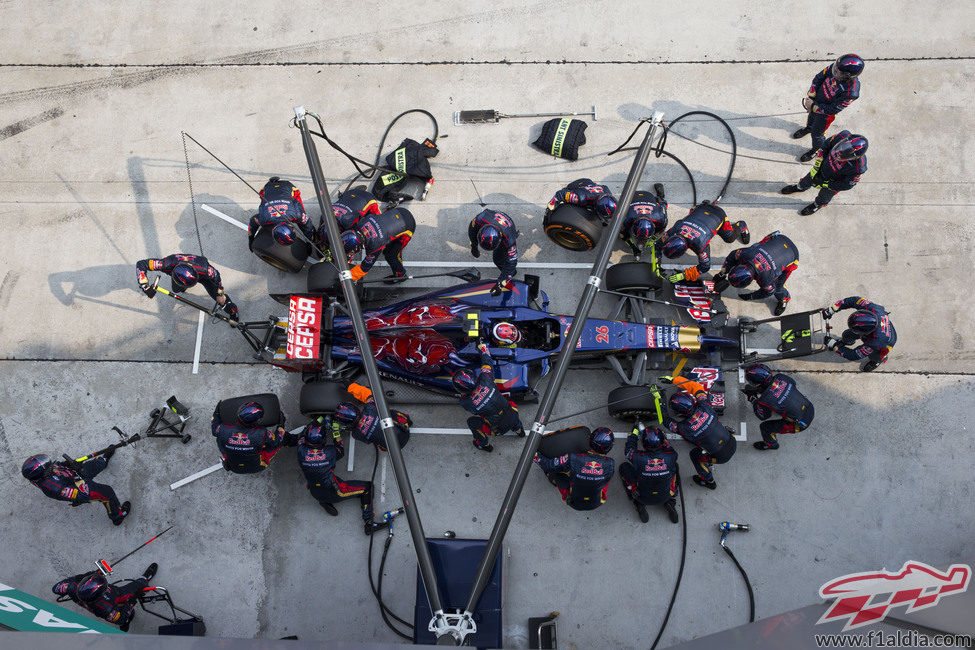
xmin=714 ymin=231 xmax=799 ymax=316
xmin=546 ymin=178 xmax=617 ymax=219
xmin=22 ymin=453 xmax=130 ymax=525
xmin=453 ymin=342 xmax=525 ymax=452
xmin=824 ymin=296 xmax=896 ymax=371
xmin=534 ymin=427 xmax=616 ymax=511
xmin=469 ymin=208 xmax=519 ymax=296
xmin=53 ymin=563 xmax=158 ymax=632
xmin=781 ymin=132 xmax=867 ymax=215
xmin=345 ymin=207 xmax=416 ymax=282
xmin=336 ymin=382 xmax=412 ymax=452
xmin=211 ymin=401 xmax=286 ymax=474
xmin=296 ymin=417 xmax=383 ymax=535
xmin=661 ymin=375 xmax=737 ymax=490
xmin=248 ymin=176 xmax=315 ymax=248
xmin=319 ymin=185 xmax=382 ymax=246
xmin=136 ymin=253 xmax=237 ymax=319
xmin=743 ymin=364 xmax=815 ymax=450
xmin=619 ymin=422 xmax=679 ymax=524
xmin=662 ymin=202 xmax=749 ymax=283
xmin=620 ymin=184 xmax=668 ymax=257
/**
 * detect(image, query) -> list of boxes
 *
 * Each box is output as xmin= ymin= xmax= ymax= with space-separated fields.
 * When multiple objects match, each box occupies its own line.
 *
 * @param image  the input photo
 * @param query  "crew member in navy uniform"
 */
xmin=546 ymin=178 xmax=617 ymax=219
xmin=534 ymin=427 xmax=616 ymax=511
xmin=335 ymin=382 xmax=412 ymax=451
xmin=742 ymin=364 xmax=815 ymax=450
xmin=781 ymin=132 xmax=868 ymax=215
xmin=468 ymin=208 xmax=519 ymax=296
xmin=53 ymin=564 xmax=158 ymax=631
xmin=620 ymin=184 xmax=668 ymax=257
xmin=211 ymin=401 xmax=286 ymax=474
xmin=823 ymin=296 xmax=896 ymax=371
xmin=713 ymin=231 xmax=799 ymax=316
xmin=793 ymin=54 xmax=864 ymax=161
xmin=248 ymin=176 xmax=315 ymax=249
xmin=660 ymin=375 xmax=737 ymax=490
xmin=619 ymin=423 xmax=679 ymax=523
xmin=319 ymin=186 xmax=381 ymax=244
xmin=22 ymin=453 xmax=130 ymax=525
xmin=661 ymin=202 xmax=750 ymax=283
xmin=345 ymin=207 xmax=416 ymax=282
xmin=295 ymin=417 xmax=384 ymax=535
xmin=453 ymin=342 xmax=525 ymax=452
xmin=136 ymin=253 xmax=237 ymax=319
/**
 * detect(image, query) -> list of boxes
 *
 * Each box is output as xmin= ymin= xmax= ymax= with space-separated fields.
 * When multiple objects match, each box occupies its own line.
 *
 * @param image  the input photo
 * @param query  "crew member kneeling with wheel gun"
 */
xmin=662 ymin=202 xmax=749 ymax=284
xmin=53 ymin=563 xmax=158 ymax=632
xmin=742 ymin=364 xmax=815 ymax=450
xmin=712 ymin=231 xmax=799 ymax=316
xmin=620 ymin=184 xmax=668 ymax=258
xmin=295 ymin=416 xmax=385 ymax=535
xmin=453 ymin=341 xmax=525 ymax=453
xmin=619 ymin=422 xmax=679 ymax=524
xmin=335 ymin=382 xmax=412 ymax=452
xmin=211 ymin=402 xmax=287 ymax=474
xmin=534 ymin=427 xmax=616 ymax=511
xmin=660 ymin=375 xmax=737 ymax=490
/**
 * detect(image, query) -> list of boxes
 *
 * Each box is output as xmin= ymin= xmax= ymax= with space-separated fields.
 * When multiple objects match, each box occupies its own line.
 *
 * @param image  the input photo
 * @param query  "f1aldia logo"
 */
xmin=817 ymin=561 xmax=971 ymax=631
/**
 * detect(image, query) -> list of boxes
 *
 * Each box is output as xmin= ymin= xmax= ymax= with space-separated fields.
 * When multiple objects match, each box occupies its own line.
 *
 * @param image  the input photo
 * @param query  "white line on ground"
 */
xmin=169 ymin=463 xmax=223 ymax=490
xmin=380 ymin=457 xmax=387 ymax=502
xmin=746 ymin=348 xmax=781 ymax=356
xmin=376 ymin=260 xmax=687 ymax=271
xmin=192 ymin=312 xmax=204 ymax=375
xmin=738 ymin=422 xmax=747 ymax=442
xmin=347 ymin=436 xmax=355 ymax=472
xmin=201 ymin=204 xmax=248 ymax=230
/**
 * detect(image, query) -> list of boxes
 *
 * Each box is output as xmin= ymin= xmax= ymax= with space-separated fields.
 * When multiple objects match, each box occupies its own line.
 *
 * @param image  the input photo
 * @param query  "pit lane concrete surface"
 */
xmin=0 ymin=2 xmax=973 ymax=647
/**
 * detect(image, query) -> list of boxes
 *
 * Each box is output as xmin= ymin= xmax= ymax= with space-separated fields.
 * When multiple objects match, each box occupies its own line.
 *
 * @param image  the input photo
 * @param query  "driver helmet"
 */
xmin=491 ymin=322 xmax=522 ymax=346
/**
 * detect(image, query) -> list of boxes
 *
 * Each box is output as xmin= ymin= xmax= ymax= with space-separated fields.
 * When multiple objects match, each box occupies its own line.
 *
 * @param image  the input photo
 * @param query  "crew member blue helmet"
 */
xmin=237 ymin=402 xmax=264 ymax=426
xmin=272 ymin=223 xmax=296 ymax=246
xmin=744 ymin=363 xmax=773 ymax=387
xmin=589 ymin=427 xmax=614 ymax=455
xmin=669 ymin=392 xmax=697 ymax=417
xmin=728 ymin=264 xmax=756 ymax=288
xmin=171 ymin=264 xmax=198 ymax=290
xmin=832 ymin=54 xmax=865 ymax=80
xmin=848 ymin=310 xmax=878 ymax=334
xmin=662 ymin=235 xmax=688 ymax=259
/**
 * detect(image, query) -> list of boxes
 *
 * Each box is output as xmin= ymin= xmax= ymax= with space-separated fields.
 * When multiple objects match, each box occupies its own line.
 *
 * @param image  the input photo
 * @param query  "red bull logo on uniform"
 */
xmin=580 ymin=460 xmax=604 ymax=476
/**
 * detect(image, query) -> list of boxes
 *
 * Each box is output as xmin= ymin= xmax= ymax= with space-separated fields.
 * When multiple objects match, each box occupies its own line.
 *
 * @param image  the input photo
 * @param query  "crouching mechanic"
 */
xmin=53 ymin=563 xmax=157 ymax=632
xmin=136 ymin=253 xmax=238 ymax=319
xmin=453 ymin=341 xmax=525 ymax=452
xmin=22 ymin=453 xmax=131 ymax=525
xmin=662 ymin=202 xmax=750 ymax=284
xmin=211 ymin=402 xmax=286 ymax=474
xmin=296 ymin=416 xmax=384 ymax=535
xmin=660 ymin=375 xmax=737 ymax=490
xmin=620 ymin=184 xmax=668 ymax=257
xmin=823 ymin=296 xmax=896 ymax=371
xmin=248 ymin=176 xmax=316 ymax=251
xmin=781 ymin=131 xmax=867 ymax=215
xmin=619 ymin=422 xmax=679 ymax=524
xmin=743 ymin=364 xmax=815 ymax=450
xmin=469 ymin=208 xmax=519 ymax=296
xmin=534 ymin=427 xmax=616 ymax=511
xmin=319 ymin=185 xmax=382 ymax=248
xmin=336 ymin=382 xmax=412 ymax=452
xmin=546 ymin=178 xmax=617 ymax=221
xmin=345 ymin=207 xmax=416 ymax=282
xmin=713 ymin=231 xmax=799 ymax=316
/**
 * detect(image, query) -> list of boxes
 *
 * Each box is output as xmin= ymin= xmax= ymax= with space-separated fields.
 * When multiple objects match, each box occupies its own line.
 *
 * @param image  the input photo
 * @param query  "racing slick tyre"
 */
xmin=251 ymin=228 xmax=310 ymax=274
xmin=299 ymin=379 xmax=346 ymax=416
xmin=607 ymin=385 xmax=657 ymax=421
xmin=605 ymin=261 xmax=663 ymax=292
xmin=218 ymin=393 xmax=283 ymax=427
xmin=538 ymin=426 xmax=591 ymax=458
xmin=543 ymin=204 xmax=602 ymax=252
xmin=306 ymin=261 xmax=342 ymax=296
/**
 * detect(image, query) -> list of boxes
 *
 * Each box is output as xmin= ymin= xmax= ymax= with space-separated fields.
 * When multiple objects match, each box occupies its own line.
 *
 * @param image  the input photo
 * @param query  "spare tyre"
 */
xmin=252 ymin=227 xmax=310 ymax=273
xmin=218 ymin=393 xmax=283 ymax=427
xmin=608 ymin=385 xmax=658 ymax=421
xmin=606 ymin=261 xmax=663 ymax=292
xmin=299 ymin=379 xmax=347 ymax=416
xmin=538 ymin=426 xmax=591 ymax=457
xmin=543 ymin=204 xmax=602 ymax=252
xmin=307 ymin=261 xmax=342 ymax=296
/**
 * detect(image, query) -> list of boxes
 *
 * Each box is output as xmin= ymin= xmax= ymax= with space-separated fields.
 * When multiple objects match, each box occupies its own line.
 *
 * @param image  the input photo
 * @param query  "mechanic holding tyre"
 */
xmin=620 ymin=184 xmax=668 ymax=258
xmin=336 ymin=382 xmax=412 ymax=452
xmin=211 ymin=401 xmax=288 ymax=474
xmin=318 ymin=185 xmax=382 ymax=248
xmin=468 ymin=208 xmax=519 ymax=296
xmin=823 ymin=296 xmax=896 ymax=371
xmin=295 ymin=416 xmax=385 ymax=535
xmin=619 ymin=422 xmax=679 ymax=524
xmin=248 ymin=177 xmax=317 ymax=250
xmin=742 ymin=364 xmax=815 ymax=450
xmin=136 ymin=253 xmax=238 ymax=319
xmin=453 ymin=342 xmax=525 ymax=452
xmin=712 ymin=231 xmax=799 ymax=316
xmin=345 ymin=207 xmax=416 ymax=282
xmin=533 ymin=427 xmax=616 ymax=511
xmin=662 ymin=202 xmax=750 ymax=283
xmin=660 ymin=375 xmax=737 ymax=490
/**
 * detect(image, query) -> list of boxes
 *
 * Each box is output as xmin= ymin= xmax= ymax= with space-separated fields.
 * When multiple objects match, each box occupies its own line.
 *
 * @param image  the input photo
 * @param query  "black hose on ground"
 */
xmin=649 ymin=468 xmax=688 ymax=650
xmin=664 ymin=110 xmax=737 ymax=204
xmin=722 ymin=542 xmax=756 ymax=623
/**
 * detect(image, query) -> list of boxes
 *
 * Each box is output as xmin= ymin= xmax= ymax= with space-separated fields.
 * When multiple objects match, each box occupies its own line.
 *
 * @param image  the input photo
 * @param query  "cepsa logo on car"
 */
xmin=287 ymin=296 xmax=322 ymax=359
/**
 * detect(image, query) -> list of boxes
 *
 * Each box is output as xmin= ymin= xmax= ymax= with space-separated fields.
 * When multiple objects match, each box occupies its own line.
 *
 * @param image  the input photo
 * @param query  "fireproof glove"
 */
xmin=349 ymin=265 xmax=367 ymax=282
xmin=470 ymin=244 xmax=481 ymax=258
xmin=667 ymin=272 xmax=684 ymax=283
xmin=490 ymin=281 xmax=504 ymax=297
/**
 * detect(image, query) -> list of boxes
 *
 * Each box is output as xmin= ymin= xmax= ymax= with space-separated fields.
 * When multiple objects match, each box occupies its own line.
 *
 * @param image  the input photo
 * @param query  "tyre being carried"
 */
xmin=543 ymin=204 xmax=603 ymax=251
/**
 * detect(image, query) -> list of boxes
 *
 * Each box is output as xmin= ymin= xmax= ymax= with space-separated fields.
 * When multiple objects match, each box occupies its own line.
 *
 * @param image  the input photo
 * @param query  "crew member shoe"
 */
xmin=791 ymin=127 xmax=809 ymax=139
xmin=320 ymin=502 xmax=338 ymax=517
xmin=774 ymin=300 xmax=788 ymax=316
xmin=665 ymin=499 xmax=679 ymax=524
xmin=780 ymin=184 xmax=802 ymax=195
xmin=799 ymin=203 xmax=822 ymax=216
xmin=142 ymin=563 xmax=158 ymax=582
xmin=753 ymin=441 xmax=779 ymax=451
xmin=382 ymin=272 xmax=407 ymax=285
xmin=736 ymin=222 xmax=750 ymax=245
xmin=654 ymin=183 xmax=666 ymax=200
xmin=364 ymin=521 xmax=387 ymax=536
xmin=799 ymin=148 xmax=818 ymax=162
xmin=634 ymin=501 xmax=650 ymax=524
xmin=515 ymin=427 xmax=526 ymax=438
xmin=474 ymin=443 xmax=494 ymax=453
xmin=692 ymin=475 xmax=717 ymax=490
xmin=112 ymin=502 xmax=132 ymax=526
